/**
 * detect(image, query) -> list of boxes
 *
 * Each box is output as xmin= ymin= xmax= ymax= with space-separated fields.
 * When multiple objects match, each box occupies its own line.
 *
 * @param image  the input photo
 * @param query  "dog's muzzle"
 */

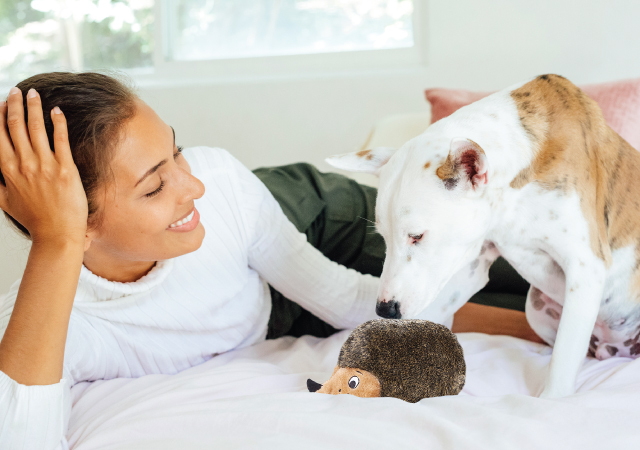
xmin=376 ymin=300 xmax=401 ymax=319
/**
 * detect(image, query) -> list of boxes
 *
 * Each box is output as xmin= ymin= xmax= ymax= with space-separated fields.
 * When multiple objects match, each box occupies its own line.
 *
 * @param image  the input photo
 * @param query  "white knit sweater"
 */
xmin=0 ymin=147 xmax=380 ymax=450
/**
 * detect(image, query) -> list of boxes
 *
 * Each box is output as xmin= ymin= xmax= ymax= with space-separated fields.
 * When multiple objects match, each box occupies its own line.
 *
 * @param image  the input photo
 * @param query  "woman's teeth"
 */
xmin=169 ymin=210 xmax=195 ymax=228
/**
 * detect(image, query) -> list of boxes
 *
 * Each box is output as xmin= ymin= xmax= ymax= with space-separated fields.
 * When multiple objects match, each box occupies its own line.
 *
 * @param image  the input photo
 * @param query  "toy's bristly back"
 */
xmin=337 ymin=319 xmax=466 ymax=403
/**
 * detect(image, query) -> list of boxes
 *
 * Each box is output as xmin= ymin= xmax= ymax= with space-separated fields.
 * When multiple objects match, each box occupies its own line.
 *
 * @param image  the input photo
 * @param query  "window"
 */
xmin=0 ymin=0 xmax=154 ymax=83
xmin=165 ymin=0 xmax=414 ymax=61
xmin=0 ymin=0 xmax=423 ymax=85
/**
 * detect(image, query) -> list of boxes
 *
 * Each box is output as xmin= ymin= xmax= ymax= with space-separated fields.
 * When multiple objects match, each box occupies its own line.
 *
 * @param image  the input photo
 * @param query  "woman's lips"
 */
xmin=167 ymin=207 xmax=200 ymax=232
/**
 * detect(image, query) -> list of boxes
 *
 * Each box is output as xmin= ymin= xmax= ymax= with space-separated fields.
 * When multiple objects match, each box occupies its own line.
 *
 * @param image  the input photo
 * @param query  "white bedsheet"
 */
xmin=67 ymin=331 xmax=640 ymax=450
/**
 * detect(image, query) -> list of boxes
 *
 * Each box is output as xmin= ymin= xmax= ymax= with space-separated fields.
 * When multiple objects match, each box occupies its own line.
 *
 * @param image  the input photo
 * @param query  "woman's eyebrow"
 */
xmin=134 ymin=126 xmax=175 ymax=187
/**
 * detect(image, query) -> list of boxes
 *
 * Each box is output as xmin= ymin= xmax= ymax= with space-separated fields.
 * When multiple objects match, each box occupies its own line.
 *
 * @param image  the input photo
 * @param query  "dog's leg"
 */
xmin=415 ymin=241 xmax=500 ymax=327
xmin=524 ymin=286 xmax=562 ymax=346
xmin=539 ymin=263 xmax=605 ymax=398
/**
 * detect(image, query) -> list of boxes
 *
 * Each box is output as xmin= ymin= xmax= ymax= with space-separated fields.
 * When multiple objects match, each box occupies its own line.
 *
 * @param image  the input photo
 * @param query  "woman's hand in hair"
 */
xmin=0 ymin=87 xmax=88 ymax=386
xmin=0 ymin=87 xmax=88 ymax=245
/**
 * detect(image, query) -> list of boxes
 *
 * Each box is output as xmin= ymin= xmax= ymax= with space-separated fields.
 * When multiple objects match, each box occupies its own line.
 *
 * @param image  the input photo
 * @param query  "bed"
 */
xmin=66 ymin=330 xmax=640 ymax=449
xmin=66 ymin=82 xmax=640 ymax=449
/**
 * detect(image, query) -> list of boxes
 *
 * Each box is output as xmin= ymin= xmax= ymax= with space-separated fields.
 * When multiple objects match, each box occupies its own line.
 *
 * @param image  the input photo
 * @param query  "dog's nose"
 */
xmin=376 ymin=300 xmax=401 ymax=319
xmin=307 ymin=379 xmax=322 ymax=392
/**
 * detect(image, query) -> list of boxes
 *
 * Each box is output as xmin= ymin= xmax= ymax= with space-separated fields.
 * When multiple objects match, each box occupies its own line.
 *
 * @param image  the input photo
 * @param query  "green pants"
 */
xmin=254 ymin=163 xmax=529 ymax=340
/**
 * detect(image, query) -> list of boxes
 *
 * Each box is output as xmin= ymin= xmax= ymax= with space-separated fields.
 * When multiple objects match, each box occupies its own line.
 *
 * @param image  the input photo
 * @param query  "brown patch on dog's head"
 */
xmin=356 ymin=149 xmax=374 ymax=160
xmin=424 ymin=161 xmax=431 ymax=169
xmin=436 ymin=139 xmax=487 ymax=191
xmin=436 ymin=154 xmax=457 ymax=182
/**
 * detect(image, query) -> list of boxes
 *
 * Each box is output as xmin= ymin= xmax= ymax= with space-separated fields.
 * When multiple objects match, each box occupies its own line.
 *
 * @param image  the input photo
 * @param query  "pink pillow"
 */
xmin=425 ymin=78 xmax=640 ymax=150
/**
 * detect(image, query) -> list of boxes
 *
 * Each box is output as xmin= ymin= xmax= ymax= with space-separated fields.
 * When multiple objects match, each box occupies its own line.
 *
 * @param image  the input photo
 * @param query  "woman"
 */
xmin=0 ymin=72 xmax=539 ymax=449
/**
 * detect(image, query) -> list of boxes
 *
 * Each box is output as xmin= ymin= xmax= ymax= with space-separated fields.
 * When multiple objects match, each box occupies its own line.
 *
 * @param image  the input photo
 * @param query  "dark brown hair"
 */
xmin=0 ymin=71 xmax=138 ymax=238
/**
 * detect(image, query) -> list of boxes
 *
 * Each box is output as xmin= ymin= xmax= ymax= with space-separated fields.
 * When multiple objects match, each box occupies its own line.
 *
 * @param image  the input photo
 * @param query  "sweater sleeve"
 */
xmin=226 ymin=152 xmax=380 ymax=329
xmin=0 ymin=293 xmax=72 ymax=450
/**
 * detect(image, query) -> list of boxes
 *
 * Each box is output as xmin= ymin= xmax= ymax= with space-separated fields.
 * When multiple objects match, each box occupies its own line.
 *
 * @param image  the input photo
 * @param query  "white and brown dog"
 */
xmin=327 ymin=74 xmax=640 ymax=398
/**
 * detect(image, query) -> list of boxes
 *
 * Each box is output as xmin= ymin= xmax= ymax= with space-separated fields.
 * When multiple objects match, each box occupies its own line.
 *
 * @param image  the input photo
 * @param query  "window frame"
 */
xmin=0 ymin=0 xmax=428 ymax=90
xmin=137 ymin=0 xmax=428 ymax=87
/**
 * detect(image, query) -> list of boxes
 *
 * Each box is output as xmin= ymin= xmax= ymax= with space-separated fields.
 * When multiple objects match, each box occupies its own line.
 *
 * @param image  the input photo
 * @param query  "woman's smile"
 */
xmin=167 ymin=207 xmax=200 ymax=232
xmin=78 ymin=98 xmax=206 ymax=281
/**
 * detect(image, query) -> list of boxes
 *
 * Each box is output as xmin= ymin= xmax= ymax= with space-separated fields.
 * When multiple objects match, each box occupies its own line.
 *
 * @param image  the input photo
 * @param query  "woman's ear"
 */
xmin=84 ymin=228 xmax=97 ymax=252
xmin=84 ymin=236 xmax=92 ymax=252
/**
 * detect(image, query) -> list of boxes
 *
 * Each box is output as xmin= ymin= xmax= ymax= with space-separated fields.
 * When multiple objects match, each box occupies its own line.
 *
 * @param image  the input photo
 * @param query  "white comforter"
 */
xmin=67 ymin=331 xmax=640 ymax=449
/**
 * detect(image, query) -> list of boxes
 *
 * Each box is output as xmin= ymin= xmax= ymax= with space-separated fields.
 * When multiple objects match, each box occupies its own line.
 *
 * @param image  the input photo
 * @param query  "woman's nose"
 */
xmin=177 ymin=169 xmax=205 ymax=204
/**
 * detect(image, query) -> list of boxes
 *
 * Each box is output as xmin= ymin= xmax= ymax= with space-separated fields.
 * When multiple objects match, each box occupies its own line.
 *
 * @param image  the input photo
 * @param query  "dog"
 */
xmin=326 ymin=74 xmax=640 ymax=398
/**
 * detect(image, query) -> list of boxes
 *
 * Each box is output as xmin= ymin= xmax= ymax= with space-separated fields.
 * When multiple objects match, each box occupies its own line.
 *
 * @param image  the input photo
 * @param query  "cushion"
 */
xmin=425 ymin=78 xmax=640 ymax=150
xmin=361 ymin=111 xmax=432 ymax=150
xmin=347 ymin=111 xmax=432 ymax=188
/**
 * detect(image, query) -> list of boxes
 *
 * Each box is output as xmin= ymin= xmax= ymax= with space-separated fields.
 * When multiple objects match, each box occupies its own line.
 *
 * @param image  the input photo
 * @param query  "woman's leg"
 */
xmin=254 ymin=163 xmax=384 ymax=339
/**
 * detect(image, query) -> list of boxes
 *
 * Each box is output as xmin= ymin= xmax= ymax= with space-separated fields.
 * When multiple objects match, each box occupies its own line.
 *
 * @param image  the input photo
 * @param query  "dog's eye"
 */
xmin=348 ymin=376 xmax=360 ymax=389
xmin=408 ymin=233 xmax=424 ymax=244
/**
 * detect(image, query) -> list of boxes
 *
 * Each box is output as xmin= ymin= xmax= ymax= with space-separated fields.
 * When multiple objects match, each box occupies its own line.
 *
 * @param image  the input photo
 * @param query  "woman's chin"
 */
xmin=172 ymin=222 xmax=206 ymax=258
xmin=138 ymin=223 xmax=206 ymax=263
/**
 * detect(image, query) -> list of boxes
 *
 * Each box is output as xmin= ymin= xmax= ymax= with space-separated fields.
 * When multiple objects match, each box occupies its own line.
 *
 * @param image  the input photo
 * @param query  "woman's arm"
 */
xmin=248 ymin=211 xmax=379 ymax=329
xmin=452 ymin=302 xmax=545 ymax=344
xmin=0 ymin=88 xmax=85 ymax=449
xmin=0 ymin=88 xmax=87 ymax=385
xmin=0 ymin=241 xmax=84 ymax=384
xmin=224 ymin=153 xmax=378 ymax=329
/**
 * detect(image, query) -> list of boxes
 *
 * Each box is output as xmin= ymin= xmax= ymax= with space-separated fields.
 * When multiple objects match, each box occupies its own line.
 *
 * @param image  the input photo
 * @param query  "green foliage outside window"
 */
xmin=0 ymin=0 xmax=154 ymax=83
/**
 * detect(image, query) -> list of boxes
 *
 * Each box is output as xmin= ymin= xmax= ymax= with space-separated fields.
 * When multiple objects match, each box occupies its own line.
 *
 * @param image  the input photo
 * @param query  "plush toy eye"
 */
xmin=348 ymin=376 xmax=360 ymax=389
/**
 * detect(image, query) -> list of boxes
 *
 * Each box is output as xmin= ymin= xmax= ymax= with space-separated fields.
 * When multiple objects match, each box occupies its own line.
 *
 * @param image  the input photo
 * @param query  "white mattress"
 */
xmin=67 ymin=331 xmax=640 ymax=449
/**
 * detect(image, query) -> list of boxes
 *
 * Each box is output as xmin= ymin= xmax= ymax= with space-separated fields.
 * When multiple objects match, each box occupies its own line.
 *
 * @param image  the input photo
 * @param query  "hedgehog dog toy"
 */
xmin=307 ymin=319 xmax=466 ymax=403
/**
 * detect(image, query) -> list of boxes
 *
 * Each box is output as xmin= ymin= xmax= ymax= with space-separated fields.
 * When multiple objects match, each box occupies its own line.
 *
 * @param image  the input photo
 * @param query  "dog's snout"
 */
xmin=376 ymin=299 xmax=401 ymax=319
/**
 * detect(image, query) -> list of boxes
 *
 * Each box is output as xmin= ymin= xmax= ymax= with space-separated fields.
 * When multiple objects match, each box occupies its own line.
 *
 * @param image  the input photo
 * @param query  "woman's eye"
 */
xmin=145 ymin=146 xmax=181 ymax=199
xmin=146 ymin=181 xmax=165 ymax=198
xmin=348 ymin=376 xmax=360 ymax=389
xmin=408 ymin=233 xmax=424 ymax=244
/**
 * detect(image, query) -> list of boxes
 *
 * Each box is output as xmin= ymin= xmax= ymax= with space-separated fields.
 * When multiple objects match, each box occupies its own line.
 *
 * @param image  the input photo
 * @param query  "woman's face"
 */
xmin=84 ymin=99 xmax=205 ymax=279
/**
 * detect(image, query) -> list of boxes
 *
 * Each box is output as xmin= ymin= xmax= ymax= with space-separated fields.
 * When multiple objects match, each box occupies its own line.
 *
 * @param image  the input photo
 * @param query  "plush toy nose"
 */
xmin=307 ymin=379 xmax=323 ymax=392
xmin=376 ymin=299 xmax=401 ymax=319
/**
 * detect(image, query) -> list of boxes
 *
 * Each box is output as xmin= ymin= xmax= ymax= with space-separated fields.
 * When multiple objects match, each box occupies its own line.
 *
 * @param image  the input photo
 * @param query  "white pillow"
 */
xmin=344 ymin=111 xmax=432 ymax=188
xmin=362 ymin=111 xmax=432 ymax=149
xmin=0 ymin=222 xmax=30 ymax=294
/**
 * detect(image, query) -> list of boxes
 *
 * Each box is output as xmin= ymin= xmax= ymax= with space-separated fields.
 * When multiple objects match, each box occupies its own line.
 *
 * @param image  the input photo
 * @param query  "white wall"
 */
xmin=1 ymin=0 xmax=640 ymax=293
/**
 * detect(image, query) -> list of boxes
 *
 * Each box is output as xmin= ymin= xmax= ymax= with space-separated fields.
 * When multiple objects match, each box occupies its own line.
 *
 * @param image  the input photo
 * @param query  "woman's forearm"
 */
xmin=0 ymin=90 xmax=88 ymax=386
xmin=452 ymin=302 xmax=546 ymax=344
xmin=0 ymin=239 xmax=84 ymax=385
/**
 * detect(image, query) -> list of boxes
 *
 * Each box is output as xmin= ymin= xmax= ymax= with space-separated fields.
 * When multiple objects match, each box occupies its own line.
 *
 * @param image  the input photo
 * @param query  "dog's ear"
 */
xmin=436 ymin=138 xmax=489 ymax=193
xmin=325 ymin=147 xmax=396 ymax=176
